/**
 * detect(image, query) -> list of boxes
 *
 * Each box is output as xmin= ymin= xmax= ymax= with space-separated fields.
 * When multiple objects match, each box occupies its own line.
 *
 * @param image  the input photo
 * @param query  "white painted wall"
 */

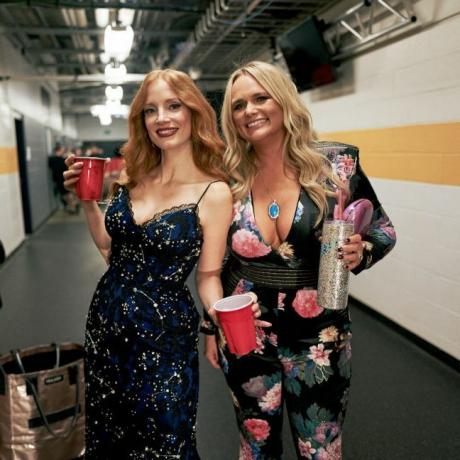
xmin=62 ymin=115 xmax=78 ymax=141
xmin=351 ymin=180 xmax=460 ymax=359
xmin=0 ymin=58 xmax=25 ymax=254
xmin=76 ymin=114 xmax=128 ymax=141
xmin=1 ymin=39 xmax=63 ymax=133
xmin=302 ymin=0 xmax=460 ymax=358
xmin=0 ymin=170 xmax=25 ymax=255
xmin=0 ymin=36 xmax=76 ymax=254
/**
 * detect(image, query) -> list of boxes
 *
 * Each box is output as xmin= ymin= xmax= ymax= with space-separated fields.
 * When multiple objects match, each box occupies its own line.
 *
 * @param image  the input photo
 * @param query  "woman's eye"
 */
xmin=144 ymin=107 xmax=155 ymax=116
xmin=170 ymin=102 xmax=182 ymax=110
xmin=233 ymin=102 xmax=244 ymax=111
xmin=255 ymin=95 xmax=268 ymax=103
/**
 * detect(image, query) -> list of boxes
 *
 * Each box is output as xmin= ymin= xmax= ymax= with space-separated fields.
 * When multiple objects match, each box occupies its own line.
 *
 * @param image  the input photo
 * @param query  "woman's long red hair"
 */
xmin=119 ymin=69 xmax=226 ymax=189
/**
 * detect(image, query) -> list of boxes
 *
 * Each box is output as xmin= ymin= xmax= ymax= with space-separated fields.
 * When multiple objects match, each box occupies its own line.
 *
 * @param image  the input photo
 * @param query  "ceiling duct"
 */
xmin=172 ymin=0 xmax=338 ymax=76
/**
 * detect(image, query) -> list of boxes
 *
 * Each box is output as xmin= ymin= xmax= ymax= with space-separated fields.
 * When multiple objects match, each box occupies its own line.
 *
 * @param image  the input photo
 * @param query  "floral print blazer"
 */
xmin=200 ymin=141 xmax=396 ymax=334
xmin=316 ymin=141 xmax=396 ymax=273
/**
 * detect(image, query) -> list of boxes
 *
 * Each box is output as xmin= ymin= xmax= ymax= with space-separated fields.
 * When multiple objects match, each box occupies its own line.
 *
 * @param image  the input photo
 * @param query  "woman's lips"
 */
xmin=156 ymin=128 xmax=178 ymax=137
xmin=246 ymin=118 xmax=268 ymax=129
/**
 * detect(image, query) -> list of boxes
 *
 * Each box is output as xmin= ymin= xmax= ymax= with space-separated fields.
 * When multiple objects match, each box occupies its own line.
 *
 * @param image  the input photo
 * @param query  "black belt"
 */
xmin=222 ymin=257 xmax=318 ymax=290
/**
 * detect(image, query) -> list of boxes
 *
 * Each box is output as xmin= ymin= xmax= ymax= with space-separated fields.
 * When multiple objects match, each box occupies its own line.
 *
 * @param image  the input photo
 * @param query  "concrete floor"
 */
xmin=0 ymin=210 xmax=459 ymax=459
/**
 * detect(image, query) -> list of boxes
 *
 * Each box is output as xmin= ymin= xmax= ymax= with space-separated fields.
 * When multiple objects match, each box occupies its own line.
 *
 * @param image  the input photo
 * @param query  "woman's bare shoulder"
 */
xmin=200 ymin=180 xmax=232 ymax=206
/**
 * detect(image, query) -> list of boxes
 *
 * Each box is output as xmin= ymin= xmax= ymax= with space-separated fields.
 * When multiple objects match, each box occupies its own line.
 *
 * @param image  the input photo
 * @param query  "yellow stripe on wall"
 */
xmin=0 ymin=147 xmax=18 ymax=174
xmin=322 ymin=122 xmax=460 ymax=186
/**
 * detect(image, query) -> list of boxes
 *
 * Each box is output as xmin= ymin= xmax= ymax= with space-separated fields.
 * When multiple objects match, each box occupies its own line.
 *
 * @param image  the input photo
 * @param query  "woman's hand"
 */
xmin=63 ymin=154 xmax=83 ymax=193
xmin=204 ymin=335 xmax=220 ymax=369
xmin=338 ymin=233 xmax=364 ymax=270
xmin=247 ymin=292 xmax=271 ymax=328
xmin=207 ymin=292 xmax=272 ymax=329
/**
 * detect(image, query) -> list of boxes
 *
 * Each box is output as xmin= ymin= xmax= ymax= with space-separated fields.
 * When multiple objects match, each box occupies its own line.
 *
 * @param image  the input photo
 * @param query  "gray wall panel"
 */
xmin=23 ymin=116 xmax=55 ymax=231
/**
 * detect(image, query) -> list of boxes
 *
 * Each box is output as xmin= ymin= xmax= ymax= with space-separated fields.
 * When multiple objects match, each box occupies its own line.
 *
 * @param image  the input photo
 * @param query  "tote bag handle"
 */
xmin=11 ymin=345 xmax=81 ymax=438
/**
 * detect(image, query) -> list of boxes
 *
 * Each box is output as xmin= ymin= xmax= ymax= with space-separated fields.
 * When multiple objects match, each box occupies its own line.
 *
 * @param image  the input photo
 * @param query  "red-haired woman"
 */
xmin=64 ymin=69 xmax=243 ymax=459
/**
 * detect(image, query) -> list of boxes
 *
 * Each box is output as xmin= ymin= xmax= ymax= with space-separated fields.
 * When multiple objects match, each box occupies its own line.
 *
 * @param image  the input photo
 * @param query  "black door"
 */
xmin=14 ymin=117 xmax=32 ymax=234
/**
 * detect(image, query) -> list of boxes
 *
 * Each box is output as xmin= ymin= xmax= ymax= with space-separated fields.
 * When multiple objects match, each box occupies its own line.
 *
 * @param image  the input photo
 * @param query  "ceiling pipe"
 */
xmin=0 ymin=1 xmax=205 ymax=13
xmin=0 ymin=26 xmax=188 ymax=38
xmin=0 ymin=74 xmax=146 ymax=83
xmin=171 ymin=0 xmax=263 ymax=69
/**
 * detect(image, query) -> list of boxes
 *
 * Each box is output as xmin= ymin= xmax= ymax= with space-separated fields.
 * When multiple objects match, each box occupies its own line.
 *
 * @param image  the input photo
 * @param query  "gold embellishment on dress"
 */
xmin=277 ymin=242 xmax=295 ymax=260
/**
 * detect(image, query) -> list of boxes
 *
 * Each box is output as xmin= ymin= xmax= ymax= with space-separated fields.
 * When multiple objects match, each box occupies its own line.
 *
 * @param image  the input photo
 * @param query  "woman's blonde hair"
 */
xmin=119 ymin=68 xmax=226 ymax=189
xmin=221 ymin=60 xmax=343 ymax=223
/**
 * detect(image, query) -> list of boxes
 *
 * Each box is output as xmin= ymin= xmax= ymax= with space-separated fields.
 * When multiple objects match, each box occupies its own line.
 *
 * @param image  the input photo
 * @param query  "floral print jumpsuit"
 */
xmin=201 ymin=142 xmax=396 ymax=460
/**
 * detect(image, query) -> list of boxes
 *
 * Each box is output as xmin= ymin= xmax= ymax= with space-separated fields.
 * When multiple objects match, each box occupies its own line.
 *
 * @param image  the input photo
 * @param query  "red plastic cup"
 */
xmin=75 ymin=157 xmax=106 ymax=201
xmin=213 ymin=294 xmax=257 ymax=356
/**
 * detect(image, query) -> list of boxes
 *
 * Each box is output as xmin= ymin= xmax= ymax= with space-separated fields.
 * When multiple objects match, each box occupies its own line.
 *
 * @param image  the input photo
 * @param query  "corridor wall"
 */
xmin=77 ymin=114 xmax=128 ymax=142
xmin=304 ymin=0 xmax=460 ymax=358
xmin=0 ymin=36 xmax=76 ymax=254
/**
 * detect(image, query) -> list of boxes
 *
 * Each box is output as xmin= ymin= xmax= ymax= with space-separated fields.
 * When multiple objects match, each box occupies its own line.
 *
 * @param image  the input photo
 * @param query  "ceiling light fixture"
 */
xmin=91 ymin=102 xmax=129 ymax=121
xmin=118 ymin=8 xmax=135 ymax=26
xmin=106 ymin=100 xmax=129 ymax=118
xmin=99 ymin=113 xmax=112 ymax=126
xmin=188 ymin=67 xmax=202 ymax=80
xmin=104 ymin=24 xmax=134 ymax=62
xmin=105 ymin=85 xmax=123 ymax=102
xmin=95 ymin=9 xmax=109 ymax=28
xmin=91 ymin=105 xmax=112 ymax=126
xmin=99 ymin=52 xmax=110 ymax=64
xmin=104 ymin=63 xmax=127 ymax=85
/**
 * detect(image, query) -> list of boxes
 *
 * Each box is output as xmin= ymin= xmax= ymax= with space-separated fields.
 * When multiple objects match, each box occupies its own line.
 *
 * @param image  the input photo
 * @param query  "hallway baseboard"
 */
xmin=350 ymin=296 xmax=460 ymax=372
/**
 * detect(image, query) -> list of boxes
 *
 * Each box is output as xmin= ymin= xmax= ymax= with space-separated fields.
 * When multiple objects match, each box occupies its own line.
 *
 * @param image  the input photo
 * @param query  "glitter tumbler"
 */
xmin=317 ymin=220 xmax=354 ymax=310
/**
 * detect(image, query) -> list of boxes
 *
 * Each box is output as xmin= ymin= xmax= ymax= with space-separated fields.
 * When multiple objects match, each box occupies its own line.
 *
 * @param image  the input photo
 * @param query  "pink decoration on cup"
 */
xmin=343 ymin=198 xmax=374 ymax=235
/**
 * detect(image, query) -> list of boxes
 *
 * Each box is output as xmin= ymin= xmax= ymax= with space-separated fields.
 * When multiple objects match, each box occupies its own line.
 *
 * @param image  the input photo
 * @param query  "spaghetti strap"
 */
xmin=196 ymin=180 xmax=223 ymax=206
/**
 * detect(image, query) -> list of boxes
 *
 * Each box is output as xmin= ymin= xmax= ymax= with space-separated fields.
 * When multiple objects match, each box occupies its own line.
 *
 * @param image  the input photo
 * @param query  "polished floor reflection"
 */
xmin=0 ymin=210 xmax=459 ymax=459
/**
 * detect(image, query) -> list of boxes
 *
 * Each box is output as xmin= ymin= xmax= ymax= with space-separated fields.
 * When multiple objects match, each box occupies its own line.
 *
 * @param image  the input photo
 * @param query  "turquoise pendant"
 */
xmin=268 ymin=200 xmax=280 ymax=220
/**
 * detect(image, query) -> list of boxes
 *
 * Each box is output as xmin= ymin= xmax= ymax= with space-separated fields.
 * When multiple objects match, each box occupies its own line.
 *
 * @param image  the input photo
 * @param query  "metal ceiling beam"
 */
xmin=27 ymin=48 xmax=106 ymax=55
xmin=38 ymin=63 xmax=106 ymax=70
xmin=0 ymin=73 xmax=229 ymax=84
xmin=24 ymin=47 xmax=158 ymax=57
xmin=172 ymin=0 xmax=265 ymax=69
xmin=325 ymin=0 xmax=417 ymax=59
xmin=0 ymin=26 xmax=189 ymax=38
xmin=0 ymin=6 xmax=41 ymax=67
xmin=0 ymin=1 xmax=205 ymax=13
xmin=0 ymin=73 xmax=146 ymax=83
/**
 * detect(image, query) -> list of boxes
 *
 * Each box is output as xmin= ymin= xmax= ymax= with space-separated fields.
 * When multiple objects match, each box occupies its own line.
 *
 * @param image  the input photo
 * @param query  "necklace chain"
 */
xmin=258 ymin=173 xmax=275 ymax=201
xmin=257 ymin=172 xmax=280 ymax=220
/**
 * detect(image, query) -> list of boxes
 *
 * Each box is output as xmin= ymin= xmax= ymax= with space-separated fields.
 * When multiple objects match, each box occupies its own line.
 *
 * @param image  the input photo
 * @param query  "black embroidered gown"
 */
xmin=84 ymin=185 xmax=206 ymax=459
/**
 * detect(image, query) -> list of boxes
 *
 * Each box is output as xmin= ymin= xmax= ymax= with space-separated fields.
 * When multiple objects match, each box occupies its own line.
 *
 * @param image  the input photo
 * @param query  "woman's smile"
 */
xmin=156 ymin=127 xmax=179 ymax=137
xmin=246 ymin=117 xmax=269 ymax=129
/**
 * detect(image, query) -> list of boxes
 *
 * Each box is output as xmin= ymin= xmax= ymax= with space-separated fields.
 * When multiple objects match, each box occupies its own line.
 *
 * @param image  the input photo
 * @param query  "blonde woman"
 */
xmin=202 ymin=61 xmax=396 ymax=459
xmin=64 ymin=69 xmax=236 ymax=459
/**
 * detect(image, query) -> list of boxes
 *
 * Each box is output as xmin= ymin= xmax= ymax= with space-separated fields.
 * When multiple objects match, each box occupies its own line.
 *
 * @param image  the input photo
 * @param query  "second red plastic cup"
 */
xmin=75 ymin=157 xmax=106 ymax=201
xmin=213 ymin=294 xmax=257 ymax=356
